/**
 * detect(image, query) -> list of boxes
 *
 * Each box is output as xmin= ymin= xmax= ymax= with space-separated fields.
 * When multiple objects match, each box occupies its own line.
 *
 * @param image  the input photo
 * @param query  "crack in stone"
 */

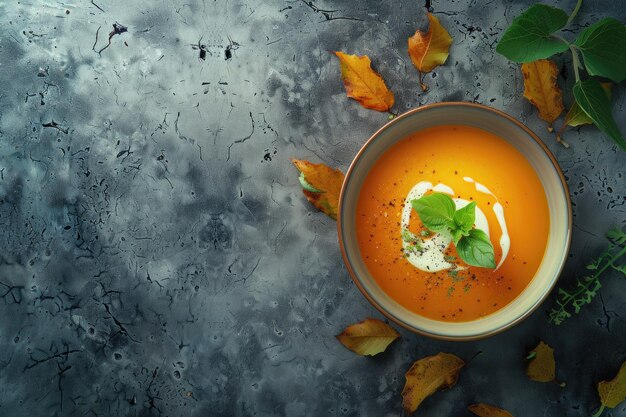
xmin=226 ymin=112 xmax=255 ymax=161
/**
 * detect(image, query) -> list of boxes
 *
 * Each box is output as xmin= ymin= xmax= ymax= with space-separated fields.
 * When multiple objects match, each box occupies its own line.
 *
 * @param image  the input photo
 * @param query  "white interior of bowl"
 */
xmin=339 ymin=104 xmax=571 ymax=339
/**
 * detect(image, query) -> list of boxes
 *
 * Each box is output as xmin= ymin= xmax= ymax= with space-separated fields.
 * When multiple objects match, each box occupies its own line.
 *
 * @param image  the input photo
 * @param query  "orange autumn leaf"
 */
xmin=408 ymin=13 xmax=453 ymax=91
xmin=526 ymin=341 xmax=556 ymax=383
xmin=402 ymin=352 xmax=464 ymax=415
xmin=521 ymin=59 xmax=564 ymax=130
xmin=292 ymin=159 xmax=344 ymax=220
xmin=468 ymin=403 xmax=514 ymax=417
xmin=333 ymin=51 xmax=395 ymax=111
xmin=336 ymin=318 xmax=400 ymax=356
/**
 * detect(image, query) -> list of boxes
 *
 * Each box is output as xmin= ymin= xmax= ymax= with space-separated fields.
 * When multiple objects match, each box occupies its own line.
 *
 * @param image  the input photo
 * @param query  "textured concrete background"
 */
xmin=0 ymin=0 xmax=625 ymax=416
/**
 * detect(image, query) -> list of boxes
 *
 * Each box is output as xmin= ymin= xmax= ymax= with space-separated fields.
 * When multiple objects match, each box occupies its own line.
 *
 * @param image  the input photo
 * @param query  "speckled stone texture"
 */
xmin=0 ymin=0 xmax=624 ymax=416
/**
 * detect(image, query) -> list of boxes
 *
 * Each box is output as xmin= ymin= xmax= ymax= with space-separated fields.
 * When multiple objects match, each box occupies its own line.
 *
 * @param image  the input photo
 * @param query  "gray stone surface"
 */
xmin=0 ymin=0 xmax=625 ymax=416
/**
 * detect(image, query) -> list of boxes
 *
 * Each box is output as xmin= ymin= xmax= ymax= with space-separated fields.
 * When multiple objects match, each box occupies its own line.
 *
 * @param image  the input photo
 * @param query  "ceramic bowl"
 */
xmin=337 ymin=102 xmax=572 ymax=341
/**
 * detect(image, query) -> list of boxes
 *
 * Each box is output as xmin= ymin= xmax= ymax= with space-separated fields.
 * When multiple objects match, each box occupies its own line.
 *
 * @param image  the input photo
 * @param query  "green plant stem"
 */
xmin=557 ymin=244 xmax=626 ymax=314
xmin=553 ymin=35 xmax=582 ymax=82
xmin=591 ymin=404 xmax=606 ymax=417
xmin=569 ymin=45 xmax=582 ymax=82
xmin=568 ymin=0 xmax=584 ymax=25
xmin=597 ymin=245 xmax=626 ymax=277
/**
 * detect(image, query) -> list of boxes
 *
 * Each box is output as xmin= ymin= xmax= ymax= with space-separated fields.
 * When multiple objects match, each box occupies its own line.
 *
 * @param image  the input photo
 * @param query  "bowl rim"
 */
xmin=337 ymin=102 xmax=573 ymax=341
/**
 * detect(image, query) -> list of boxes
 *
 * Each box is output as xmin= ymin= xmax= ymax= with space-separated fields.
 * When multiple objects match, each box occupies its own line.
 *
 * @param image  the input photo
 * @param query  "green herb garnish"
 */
xmin=401 ymin=228 xmax=418 ymax=243
xmin=448 ymin=269 xmax=465 ymax=284
xmin=447 ymin=268 xmax=459 ymax=279
xmin=549 ymin=228 xmax=626 ymax=325
xmin=420 ymin=230 xmax=432 ymax=238
xmin=496 ymin=0 xmax=626 ymax=151
xmin=456 ymin=229 xmax=496 ymax=270
xmin=401 ymin=228 xmax=422 ymax=254
xmin=446 ymin=286 xmax=455 ymax=297
xmin=411 ymin=193 xmax=496 ymax=269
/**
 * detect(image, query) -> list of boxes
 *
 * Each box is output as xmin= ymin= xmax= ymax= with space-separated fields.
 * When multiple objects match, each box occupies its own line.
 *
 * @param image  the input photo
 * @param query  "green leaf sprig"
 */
xmin=411 ymin=193 xmax=496 ymax=269
xmin=496 ymin=0 xmax=626 ymax=151
xmin=549 ymin=228 xmax=626 ymax=325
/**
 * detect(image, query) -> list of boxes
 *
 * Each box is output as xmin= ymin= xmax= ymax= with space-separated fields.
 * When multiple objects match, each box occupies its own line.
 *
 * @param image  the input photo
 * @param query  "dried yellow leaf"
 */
xmin=402 ymin=352 xmax=464 ymax=415
xmin=526 ymin=341 xmax=555 ymax=383
xmin=292 ymin=159 xmax=344 ymax=220
xmin=521 ymin=59 xmax=564 ymax=130
xmin=468 ymin=403 xmax=514 ymax=417
xmin=335 ymin=318 xmax=400 ymax=356
xmin=598 ymin=361 xmax=626 ymax=409
xmin=333 ymin=51 xmax=395 ymax=111
xmin=408 ymin=13 xmax=453 ymax=91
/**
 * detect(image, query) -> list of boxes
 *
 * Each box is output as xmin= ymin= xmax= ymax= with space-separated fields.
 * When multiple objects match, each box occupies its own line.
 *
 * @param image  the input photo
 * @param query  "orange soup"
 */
xmin=356 ymin=125 xmax=549 ymax=322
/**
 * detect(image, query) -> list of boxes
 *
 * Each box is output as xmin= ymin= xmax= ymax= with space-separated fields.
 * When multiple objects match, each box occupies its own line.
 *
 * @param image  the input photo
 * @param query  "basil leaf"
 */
xmin=451 ymin=228 xmax=464 ymax=246
xmin=453 ymin=201 xmax=476 ymax=233
xmin=496 ymin=4 xmax=569 ymax=63
xmin=575 ymin=18 xmax=626 ymax=83
xmin=411 ymin=193 xmax=455 ymax=232
xmin=573 ymin=79 xmax=626 ymax=151
xmin=456 ymin=229 xmax=496 ymax=269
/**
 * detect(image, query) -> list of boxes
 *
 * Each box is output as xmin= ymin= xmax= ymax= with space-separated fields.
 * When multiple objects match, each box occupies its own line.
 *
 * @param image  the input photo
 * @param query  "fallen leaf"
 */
xmin=526 ymin=341 xmax=555 ymax=383
xmin=468 ymin=403 xmax=514 ymax=417
xmin=408 ymin=13 xmax=453 ymax=91
xmin=333 ymin=52 xmax=395 ymax=111
xmin=402 ymin=352 xmax=464 ymax=415
xmin=335 ymin=318 xmax=400 ymax=356
xmin=298 ymin=172 xmax=321 ymax=192
xmin=292 ymin=159 xmax=344 ymax=220
xmin=521 ymin=59 xmax=564 ymax=131
xmin=598 ymin=361 xmax=626 ymax=409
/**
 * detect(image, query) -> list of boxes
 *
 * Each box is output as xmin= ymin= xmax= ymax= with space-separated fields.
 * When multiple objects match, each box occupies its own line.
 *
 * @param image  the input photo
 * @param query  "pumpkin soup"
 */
xmin=356 ymin=125 xmax=550 ymax=322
